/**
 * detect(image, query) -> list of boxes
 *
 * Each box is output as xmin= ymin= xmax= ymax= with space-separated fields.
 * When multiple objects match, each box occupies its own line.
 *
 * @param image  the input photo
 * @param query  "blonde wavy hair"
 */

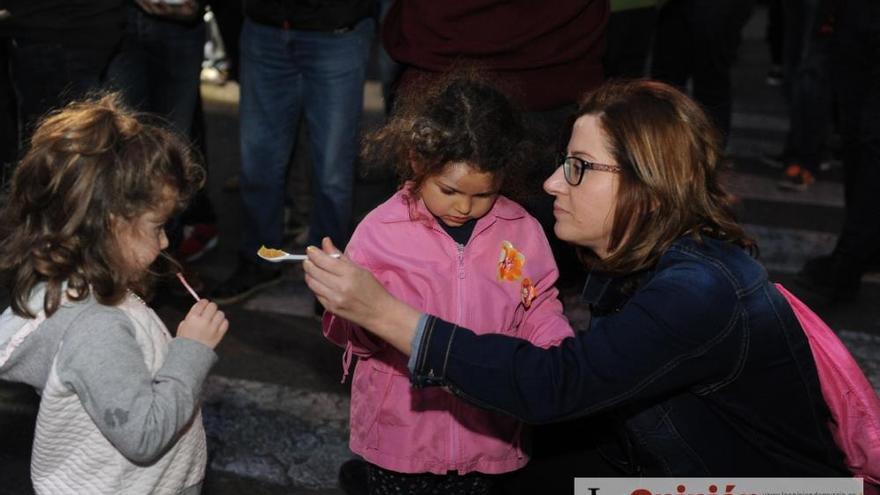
xmin=0 ymin=93 xmax=205 ymax=318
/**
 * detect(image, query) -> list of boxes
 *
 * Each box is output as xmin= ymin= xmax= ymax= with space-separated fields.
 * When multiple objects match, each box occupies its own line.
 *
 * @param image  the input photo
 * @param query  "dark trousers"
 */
xmin=766 ymin=0 xmax=785 ymax=67
xmin=831 ymin=0 xmax=880 ymax=270
xmin=604 ymin=7 xmax=658 ymax=79
xmin=496 ymin=417 xmax=627 ymax=495
xmin=0 ymin=39 xmax=16 ymax=186
xmin=107 ymin=5 xmax=205 ymax=136
xmin=106 ymin=4 xmax=215 ymax=237
xmin=781 ymin=0 xmax=834 ymax=173
xmin=650 ymin=0 xmax=755 ymax=141
xmin=9 ymin=38 xmax=116 ymax=138
xmin=366 ymin=463 xmax=494 ymax=495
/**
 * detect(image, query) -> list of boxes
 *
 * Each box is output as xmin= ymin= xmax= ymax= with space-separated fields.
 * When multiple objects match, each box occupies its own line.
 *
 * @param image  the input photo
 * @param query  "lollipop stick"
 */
xmin=176 ymin=272 xmax=200 ymax=302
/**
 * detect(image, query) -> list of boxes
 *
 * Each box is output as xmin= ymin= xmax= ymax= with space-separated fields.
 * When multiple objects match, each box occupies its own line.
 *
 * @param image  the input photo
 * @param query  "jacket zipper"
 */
xmin=451 ymin=241 xmax=465 ymax=469
xmin=457 ymin=242 xmax=465 ymax=280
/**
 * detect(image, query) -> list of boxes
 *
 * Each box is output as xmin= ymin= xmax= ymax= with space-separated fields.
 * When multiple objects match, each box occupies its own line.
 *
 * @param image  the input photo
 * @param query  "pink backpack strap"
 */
xmin=775 ymin=283 xmax=880 ymax=490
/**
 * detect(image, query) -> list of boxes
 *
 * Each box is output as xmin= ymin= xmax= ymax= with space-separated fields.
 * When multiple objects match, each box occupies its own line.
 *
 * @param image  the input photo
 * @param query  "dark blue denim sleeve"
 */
xmin=406 ymin=313 xmax=430 ymax=374
xmin=410 ymin=262 xmax=744 ymax=424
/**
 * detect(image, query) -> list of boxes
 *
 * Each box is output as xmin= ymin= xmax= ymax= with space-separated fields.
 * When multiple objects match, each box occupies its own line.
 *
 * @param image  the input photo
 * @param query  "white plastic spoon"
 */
xmin=257 ymin=246 xmax=341 ymax=263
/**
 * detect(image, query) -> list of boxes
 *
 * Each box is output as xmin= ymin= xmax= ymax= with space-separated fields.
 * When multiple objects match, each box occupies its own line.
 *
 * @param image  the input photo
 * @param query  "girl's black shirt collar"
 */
xmin=436 ymin=216 xmax=477 ymax=246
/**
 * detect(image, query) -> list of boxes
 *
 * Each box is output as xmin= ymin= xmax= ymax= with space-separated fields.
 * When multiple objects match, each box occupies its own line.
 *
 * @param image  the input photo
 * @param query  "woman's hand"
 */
xmin=177 ymin=299 xmax=229 ymax=349
xmin=304 ymin=238 xmax=421 ymax=355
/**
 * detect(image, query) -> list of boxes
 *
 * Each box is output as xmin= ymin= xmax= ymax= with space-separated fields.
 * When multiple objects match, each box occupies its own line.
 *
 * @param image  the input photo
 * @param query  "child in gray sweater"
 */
xmin=0 ymin=94 xmax=228 ymax=494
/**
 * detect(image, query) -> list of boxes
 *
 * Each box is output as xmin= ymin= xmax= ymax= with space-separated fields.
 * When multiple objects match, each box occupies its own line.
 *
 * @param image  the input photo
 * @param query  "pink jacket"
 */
xmin=323 ymin=190 xmax=572 ymax=475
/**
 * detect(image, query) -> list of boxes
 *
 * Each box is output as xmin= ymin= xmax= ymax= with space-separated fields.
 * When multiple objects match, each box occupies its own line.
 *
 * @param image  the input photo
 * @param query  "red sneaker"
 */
xmin=777 ymin=164 xmax=815 ymax=192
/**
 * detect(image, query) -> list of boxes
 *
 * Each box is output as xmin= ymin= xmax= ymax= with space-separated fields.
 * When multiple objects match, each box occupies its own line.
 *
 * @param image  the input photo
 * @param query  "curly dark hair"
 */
xmin=361 ymin=71 xmax=533 ymax=208
xmin=0 ymin=93 xmax=205 ymax=318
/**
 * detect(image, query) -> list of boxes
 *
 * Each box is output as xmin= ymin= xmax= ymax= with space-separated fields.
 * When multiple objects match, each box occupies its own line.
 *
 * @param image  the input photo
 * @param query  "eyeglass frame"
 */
xmin=560 ymin=155 xmax=623 ymax=186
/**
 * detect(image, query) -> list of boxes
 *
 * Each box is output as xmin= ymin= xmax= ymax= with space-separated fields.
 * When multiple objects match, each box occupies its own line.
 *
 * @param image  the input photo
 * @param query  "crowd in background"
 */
xmin=0 ymin=0 xmax=766 ymax=298
xmin=0 ymin=0 xmax=877 ymax=392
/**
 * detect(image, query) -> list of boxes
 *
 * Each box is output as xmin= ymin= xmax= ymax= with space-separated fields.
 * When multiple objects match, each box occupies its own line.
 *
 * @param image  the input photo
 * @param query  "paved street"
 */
xmin=1 ymin=5 xmax=879 ymax=494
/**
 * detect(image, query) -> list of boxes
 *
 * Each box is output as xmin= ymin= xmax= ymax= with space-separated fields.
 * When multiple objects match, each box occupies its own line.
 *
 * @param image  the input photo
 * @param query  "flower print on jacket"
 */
xmin=498 ymin=240 xmax=525 ymax=281
xmin=520 ymin=278 xmax=538 ymax=309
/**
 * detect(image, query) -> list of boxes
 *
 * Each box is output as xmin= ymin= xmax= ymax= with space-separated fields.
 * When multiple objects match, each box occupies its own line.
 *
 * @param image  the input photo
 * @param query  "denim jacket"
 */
xmin=411 ymin=236 xmax=848 ymax=475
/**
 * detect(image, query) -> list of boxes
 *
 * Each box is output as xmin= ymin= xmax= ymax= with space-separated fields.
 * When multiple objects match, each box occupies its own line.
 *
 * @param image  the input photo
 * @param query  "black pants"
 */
xmin=9 ymin=38 xmax=117 ymax=138
xmin=831 ymin=0 xmax=880 ymax=271
xmin=495 ymin=418 xmax=628 ymax=495
xmin=366 ymin=464 xmax=495 ymax=495
xmin=650 ymin=0 xmax=755 ymax=141
xmin=604 ymin=7 xmax=658 ymax=79
xmin=0 ymin=39 xmax=17 ymax=187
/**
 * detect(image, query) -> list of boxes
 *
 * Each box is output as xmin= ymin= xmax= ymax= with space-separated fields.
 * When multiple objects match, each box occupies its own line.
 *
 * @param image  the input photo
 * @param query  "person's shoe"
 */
xmin=760 ymin=152 xmax=789 ymax=169
xmin=818 ymin=157 xmax=842 ymax=172
xmin=210 ymin=257 xmax=282 ymax=305
xmin=796 ymin=254 xmax=861 ymax=302
xmin=777 ymin=164 xmax=815 ymax=192
xmin=337 ymin=458 xmax=369 ymax=495
xmin=765 ymin=65 xmax=784 ymax=86
xmin=176 ymin=223 xmax=219 ymax=262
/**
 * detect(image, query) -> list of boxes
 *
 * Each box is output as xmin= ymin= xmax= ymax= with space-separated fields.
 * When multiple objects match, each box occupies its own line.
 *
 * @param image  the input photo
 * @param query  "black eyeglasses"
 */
xmin=560 ymin=155 xmax=622 ymax=186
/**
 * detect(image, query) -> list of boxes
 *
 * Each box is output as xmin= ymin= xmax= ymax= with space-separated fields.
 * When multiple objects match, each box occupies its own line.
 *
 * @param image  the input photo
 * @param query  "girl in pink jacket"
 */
xmin=322 ymin=75 xmax=572 ymax=494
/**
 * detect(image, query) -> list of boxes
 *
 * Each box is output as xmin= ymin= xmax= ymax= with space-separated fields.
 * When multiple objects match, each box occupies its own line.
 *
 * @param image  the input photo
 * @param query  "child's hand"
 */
xmin=177 ymin=299 xmax=229 ymax=349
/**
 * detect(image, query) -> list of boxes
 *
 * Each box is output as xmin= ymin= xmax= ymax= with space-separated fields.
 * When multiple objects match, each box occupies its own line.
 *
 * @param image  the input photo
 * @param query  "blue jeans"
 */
xmin=238 ymin=17 xmax=373 ymax=263
xmin=107 ymin=5 xmax=205 ymax=135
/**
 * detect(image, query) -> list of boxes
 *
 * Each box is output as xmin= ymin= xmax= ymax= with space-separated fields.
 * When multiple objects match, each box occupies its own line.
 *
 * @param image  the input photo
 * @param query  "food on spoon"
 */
xmin=258 ymin=245 xmax=286 ymax=259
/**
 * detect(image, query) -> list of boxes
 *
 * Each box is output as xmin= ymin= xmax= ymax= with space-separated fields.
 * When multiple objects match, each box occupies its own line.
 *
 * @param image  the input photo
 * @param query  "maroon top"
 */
xmin=382 ymin=0 xmax=609 ymax=111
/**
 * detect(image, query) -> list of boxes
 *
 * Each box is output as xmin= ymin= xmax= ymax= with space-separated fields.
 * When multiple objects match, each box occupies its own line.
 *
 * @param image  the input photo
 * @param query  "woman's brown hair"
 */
xmin=573 ymin=79 xmax=754 ymax=274
xmin=0 ymin=93 xmax=205 ymax=318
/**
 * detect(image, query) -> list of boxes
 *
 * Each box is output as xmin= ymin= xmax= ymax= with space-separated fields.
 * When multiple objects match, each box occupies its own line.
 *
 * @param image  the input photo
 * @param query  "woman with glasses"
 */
xmin=303 ymin=80 xmax=848 ymax=478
